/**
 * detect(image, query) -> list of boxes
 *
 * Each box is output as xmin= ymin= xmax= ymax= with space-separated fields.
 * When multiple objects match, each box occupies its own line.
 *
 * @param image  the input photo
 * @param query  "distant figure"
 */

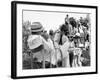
xmin=65 ymin=14 xmax=69 ymax=24
xmin=59 ymin=24 xmax=70 ymax=67
xmin=49 ymin=29 xmax=54 ymax=41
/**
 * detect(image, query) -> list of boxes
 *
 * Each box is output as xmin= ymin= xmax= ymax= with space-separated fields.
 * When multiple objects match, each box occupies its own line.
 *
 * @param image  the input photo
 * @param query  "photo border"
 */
xmin=11 ymin=1 xmax=98 ymax=79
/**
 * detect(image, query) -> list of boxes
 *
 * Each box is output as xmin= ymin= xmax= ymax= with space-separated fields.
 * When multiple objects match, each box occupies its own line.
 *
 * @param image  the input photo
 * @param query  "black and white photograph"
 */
xmin=22 ymin=11 xmax=91 ymax=69
xmin=11 ymin=1 xmax=97 ymax=79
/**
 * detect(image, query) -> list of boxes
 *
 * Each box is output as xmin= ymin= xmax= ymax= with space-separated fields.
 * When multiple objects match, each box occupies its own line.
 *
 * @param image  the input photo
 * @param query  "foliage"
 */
xmin=22 ymin=21 xmax=31 ymax=54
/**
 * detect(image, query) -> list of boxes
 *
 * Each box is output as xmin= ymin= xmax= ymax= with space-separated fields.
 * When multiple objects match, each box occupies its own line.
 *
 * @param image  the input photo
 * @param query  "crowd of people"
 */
xmin=23 ymin=14 xmax=91 ymax=69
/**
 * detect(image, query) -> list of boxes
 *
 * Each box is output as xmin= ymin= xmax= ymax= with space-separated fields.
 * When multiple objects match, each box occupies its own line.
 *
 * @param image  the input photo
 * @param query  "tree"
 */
xmin=22 ymin=21 xmax=31 ymax=54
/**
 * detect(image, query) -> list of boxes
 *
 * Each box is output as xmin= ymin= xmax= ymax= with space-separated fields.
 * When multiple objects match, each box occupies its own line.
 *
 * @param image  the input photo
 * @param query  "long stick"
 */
xmin=50 ymin=51 xmax=52 ymax=68
xmin=42 ymin=49 xmax=45 ymax=69
xmin=30 ymin=51 xmax=33 ymax=69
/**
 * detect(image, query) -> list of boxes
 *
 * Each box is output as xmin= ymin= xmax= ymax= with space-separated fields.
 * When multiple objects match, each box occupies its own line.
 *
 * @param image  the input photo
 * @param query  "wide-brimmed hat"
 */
xmin=79 ymin=43 xmax=85 ymax=48
xmin=31 ymin=22 xmax=44 ymax=32
xmin=73 ymin=32 xmax=80 ymax=39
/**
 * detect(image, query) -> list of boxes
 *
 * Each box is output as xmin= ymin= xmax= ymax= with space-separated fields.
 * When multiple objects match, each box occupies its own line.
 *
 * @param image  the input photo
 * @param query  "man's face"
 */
xmin=41 ymin=32 xmax=49 ymax=40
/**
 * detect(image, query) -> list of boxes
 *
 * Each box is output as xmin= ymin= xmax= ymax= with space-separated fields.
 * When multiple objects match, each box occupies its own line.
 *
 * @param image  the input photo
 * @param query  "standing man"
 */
xmin=27 ymin=22 xmax=56 ymax=68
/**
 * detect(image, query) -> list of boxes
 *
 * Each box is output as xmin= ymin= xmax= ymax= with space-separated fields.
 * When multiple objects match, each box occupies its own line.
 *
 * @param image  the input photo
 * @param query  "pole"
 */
xmin=50 ymin=51 xmax=52 ymax=68
xmin=56 ymin=48 xmax=58 ymax=67
xmin=30 ymin=51 xmax=33 ymax=69
xmin=42 ymin=49 xmax=45 ymax=69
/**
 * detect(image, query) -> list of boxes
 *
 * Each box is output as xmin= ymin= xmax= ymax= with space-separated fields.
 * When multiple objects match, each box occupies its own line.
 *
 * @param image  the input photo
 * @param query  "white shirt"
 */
xmin=27 ymin=34 xmax=56 ymax=64
xmin=60 ymin=39 xmax=70 ymax=58
xmin=62 ymin=35 xmax=69 ymax=45
xmin=27 ymin=35 xmax=43 ymax=49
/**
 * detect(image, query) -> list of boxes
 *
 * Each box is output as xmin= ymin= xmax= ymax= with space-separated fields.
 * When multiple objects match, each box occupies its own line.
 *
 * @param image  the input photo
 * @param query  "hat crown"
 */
xmin=31 ymin=22 xmax=42 ymax=29
xmin=31 ymin=22 xmax=43 ymax=32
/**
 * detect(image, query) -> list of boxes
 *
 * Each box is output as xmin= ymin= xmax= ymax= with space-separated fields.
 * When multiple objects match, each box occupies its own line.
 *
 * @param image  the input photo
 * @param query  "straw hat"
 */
xmin=73 ymin=32 xmax=80 ymax=39
xmin=76 ymin=32 xmax=80 ymax=37
xmin=28 ymin=22 xmax=44 ymax=50
xmin=79 ymin=43 xmax=84 ymax=48
xmin=31 ymin=22 xmax=44 ymax=32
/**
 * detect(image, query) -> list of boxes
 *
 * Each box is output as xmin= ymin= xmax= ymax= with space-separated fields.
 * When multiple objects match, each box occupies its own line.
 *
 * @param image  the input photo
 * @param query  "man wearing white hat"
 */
xmin=27 ymin=22 xmax=55 ymax=68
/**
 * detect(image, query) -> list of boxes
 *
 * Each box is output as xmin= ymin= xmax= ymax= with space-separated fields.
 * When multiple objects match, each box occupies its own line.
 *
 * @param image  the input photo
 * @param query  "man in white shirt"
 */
xmin=27 ymin=22 xmax=56 ymax=68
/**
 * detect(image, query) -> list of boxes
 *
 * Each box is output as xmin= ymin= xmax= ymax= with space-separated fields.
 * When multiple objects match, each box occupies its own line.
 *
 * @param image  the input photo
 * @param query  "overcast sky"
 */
xmin=23 ymin=10 xmax=88 ymax=33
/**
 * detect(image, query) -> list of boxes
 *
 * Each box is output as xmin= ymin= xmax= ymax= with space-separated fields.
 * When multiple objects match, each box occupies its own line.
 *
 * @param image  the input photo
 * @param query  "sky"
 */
xmin=23 ymin=10 xmax=88 ymax=33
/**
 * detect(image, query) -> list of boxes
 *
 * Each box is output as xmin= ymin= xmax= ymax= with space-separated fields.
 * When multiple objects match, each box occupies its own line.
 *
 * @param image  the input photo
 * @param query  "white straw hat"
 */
xmin=76 ymin=32 xmax=80 ymax=37
xmin=79 ymin=43 xmax=84 ymax=48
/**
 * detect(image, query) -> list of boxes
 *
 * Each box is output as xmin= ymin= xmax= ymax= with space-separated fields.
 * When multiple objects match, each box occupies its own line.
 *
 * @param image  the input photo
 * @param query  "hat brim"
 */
xmin=73 ymin=35 xmax=80 ymax=38
xmin=31 ymin=28 xmax=44 ymax=32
